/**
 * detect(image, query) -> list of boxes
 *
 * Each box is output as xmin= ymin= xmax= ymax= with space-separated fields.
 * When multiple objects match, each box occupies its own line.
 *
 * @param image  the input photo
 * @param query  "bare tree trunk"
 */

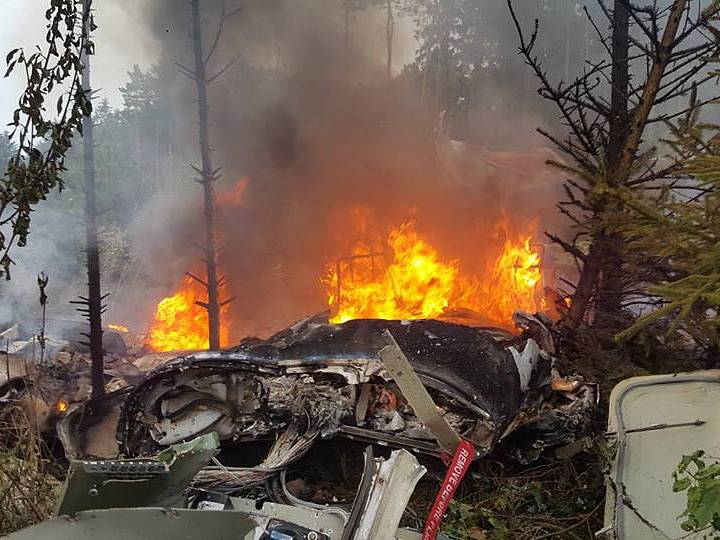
xmin=608 ymin=0 xmax=629 ymax=170
xmin=618 ymin=0 xmax=688 ymax=168
xmin=344 ymin=3 xmax=350 ymax=81
xmin=567 ymin=244 xmax=599 ymax=325
xmin=190 ymin=0 xmax=221 ymax=349
xmin=81 ymin=0 xmax=104 ymax=398
xmin=386 ymin=0 xmax=394 ymax=81
xmin=595 ymin=0 xmax=630 ymax=317
xmin=155 ymin=116 xmax=160 ymax=182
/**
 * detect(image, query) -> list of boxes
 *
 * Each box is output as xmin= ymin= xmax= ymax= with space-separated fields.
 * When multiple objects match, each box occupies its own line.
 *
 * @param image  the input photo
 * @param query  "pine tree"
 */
xmin=617 ymin=104 xmax=720 ymax=351
xmin=508 ymin=0 xmax=720 ymax=328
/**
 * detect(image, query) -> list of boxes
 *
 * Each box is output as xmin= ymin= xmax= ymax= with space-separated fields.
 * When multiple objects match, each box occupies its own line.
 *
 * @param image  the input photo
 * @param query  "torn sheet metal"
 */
xmin=351 ymin=449 xmax=426 ymax=540
xmin=59 ymin=314 xmax=593 ymax=485
xmin=6 ymin=508 xmax=259 ymax=540
xmin=57 ymin=432 xmax=219 ymax=516
xmin=8 ymin=484 xmax=427 ymax=540
xmin=601 ymin=370 xmax=720 ymax=539
xmin=9 ymin=440 xmax=433 ymax=540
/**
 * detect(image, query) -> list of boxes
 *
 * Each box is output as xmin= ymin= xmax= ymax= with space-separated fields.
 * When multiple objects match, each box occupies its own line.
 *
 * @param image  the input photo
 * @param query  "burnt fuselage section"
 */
xmin=59 ymin=316 xmax=591 ymax=465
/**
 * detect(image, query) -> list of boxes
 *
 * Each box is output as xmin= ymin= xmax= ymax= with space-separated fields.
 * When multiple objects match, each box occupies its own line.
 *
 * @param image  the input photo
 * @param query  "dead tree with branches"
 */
xmin=508 ymin=0 xmax=720 ymax=328
xmin=79 ymin=0 xmax=105 ymax=397
xmin=177 ymin=0 xmax=237 ymax=349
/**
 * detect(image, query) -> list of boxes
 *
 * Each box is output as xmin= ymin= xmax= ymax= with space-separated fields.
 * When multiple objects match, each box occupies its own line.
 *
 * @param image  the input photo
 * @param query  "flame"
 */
xmin=217 ymin=177 xmax=249 ymax=207
xmin=145 ymin=178 xmax=245 ymax=353
xmin=107 ymin=323 xmax=129 ymax=333
xmin=324 ymin=223 xmax=458 ymax=323
xmin=324 ymin=221 xmax=542 ymax=327
xmin=458 ymin=235 xmax=542 ymax=325
xmin=147 ymin=276 xmax=229 ymax=352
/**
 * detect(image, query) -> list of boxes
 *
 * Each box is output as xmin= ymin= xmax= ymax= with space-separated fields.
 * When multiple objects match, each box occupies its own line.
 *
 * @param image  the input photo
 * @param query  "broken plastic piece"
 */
xmin=350 ymin=449 xmax=426 ymax=540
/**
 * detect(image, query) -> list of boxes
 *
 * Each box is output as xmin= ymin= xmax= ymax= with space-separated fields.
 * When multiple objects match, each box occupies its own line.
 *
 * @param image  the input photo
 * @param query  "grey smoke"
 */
xmin=2 ymin=0 xmax=605 ymax=340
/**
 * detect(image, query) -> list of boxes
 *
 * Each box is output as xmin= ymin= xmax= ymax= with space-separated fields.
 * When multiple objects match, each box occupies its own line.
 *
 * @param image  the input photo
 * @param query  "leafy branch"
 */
xmin=0 ymin=0 xmax=95 ymax=279
xmin=673 ymin=450 xmax=720 ymax=534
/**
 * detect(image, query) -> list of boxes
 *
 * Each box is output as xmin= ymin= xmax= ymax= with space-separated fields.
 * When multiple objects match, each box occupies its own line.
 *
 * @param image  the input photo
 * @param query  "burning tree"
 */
xmin=508 ymin=0 xmax=720 ymax=328
xmin=176 ymin=0 xmax=238 ymax=349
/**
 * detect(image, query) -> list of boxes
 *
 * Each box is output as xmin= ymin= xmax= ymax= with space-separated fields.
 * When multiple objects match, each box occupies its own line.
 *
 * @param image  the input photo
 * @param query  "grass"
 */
xmin=0 ymin=402 xmax=60 ymax=535
xmin=426 ymin=449 xmax=607 ymax=539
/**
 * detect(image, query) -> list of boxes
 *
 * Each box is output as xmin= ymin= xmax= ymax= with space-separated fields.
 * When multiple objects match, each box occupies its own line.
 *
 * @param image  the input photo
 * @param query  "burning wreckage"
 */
xmin=5 ymin=312 xmax=596 ymax=538
xmin=58 ymin=312 xmax=595 ymax=465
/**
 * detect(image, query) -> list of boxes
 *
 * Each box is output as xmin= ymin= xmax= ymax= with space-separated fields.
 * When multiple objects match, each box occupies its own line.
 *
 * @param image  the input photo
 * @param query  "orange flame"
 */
xmin=324 ymin=222 xmax=542 ymax=327
xmin=217 ymin=177 xmax=249 ymax=207
xmin=145 ymin=177 xmax=244 ymax=352
xmin=458 ymin=235 xmax=542 ymax=324
xmin=147 ymin=276 xmax=229 ymax=352
xmin=324 ymin=223 xmax=458 ymax=323
xmin=107 ymin=323 xmax=129 ymax=333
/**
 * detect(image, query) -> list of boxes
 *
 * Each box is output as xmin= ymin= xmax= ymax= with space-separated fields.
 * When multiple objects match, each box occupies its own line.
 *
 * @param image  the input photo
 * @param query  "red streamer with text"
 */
xmin=422 ymin=439 xmax=476 ymax=540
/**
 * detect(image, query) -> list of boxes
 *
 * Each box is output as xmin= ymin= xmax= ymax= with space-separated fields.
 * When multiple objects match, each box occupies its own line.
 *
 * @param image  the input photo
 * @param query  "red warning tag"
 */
xmin=422 ymin=439 xmax=476 ymax=540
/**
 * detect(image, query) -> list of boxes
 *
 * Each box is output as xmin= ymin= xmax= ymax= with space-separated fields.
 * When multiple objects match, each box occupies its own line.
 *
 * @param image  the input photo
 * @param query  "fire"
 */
xmin=459 ymin=235 xmax=543 ymax=324
xmin=107 ymin=323 xmax=129 ymax=333
xmin=324 ymin=223 xmax=458 ymax=323
xmin=147 ymin=276 xmax=229 ymax=352
xmin=217 ymin=177 xmax=249 ymax=207
xmin=145 ymin=178 xmax=244 ymax=353
xmin=324 ymin=221 xmax=542 ymax=327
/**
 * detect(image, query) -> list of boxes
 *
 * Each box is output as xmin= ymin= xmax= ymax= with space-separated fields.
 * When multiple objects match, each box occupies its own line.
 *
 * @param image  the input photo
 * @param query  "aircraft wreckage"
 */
xmin=4 ymin=311 xmax=598 ymax=538
xmin=56 ymin=313 xmax=595 ymax=471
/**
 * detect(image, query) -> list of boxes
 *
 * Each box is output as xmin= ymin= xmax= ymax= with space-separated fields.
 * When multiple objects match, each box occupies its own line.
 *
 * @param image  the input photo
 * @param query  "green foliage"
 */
xmin=0 ymin=0 xmax=95 ymax=279
xmin=615 ymin=111 xmax=720 ymax=349
xmin=673 ymin=450 xmax=720 ymax=534
xmin=120 ymin=64 xmax=159 ymax=113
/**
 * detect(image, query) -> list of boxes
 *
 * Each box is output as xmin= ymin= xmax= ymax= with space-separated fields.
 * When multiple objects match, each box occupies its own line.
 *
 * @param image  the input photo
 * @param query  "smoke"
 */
xmin=2 ymin=0 xmax=597 ymax=341
xmin=0 ymin=0 xmax=161 ymax=333
xmin=117 ymin=0 xmax=590 ymax=340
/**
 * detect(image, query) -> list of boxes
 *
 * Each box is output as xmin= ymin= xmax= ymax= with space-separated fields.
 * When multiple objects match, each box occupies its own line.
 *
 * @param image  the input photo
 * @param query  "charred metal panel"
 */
xmin=57 ymin=314 xmax=590 ymax=473
xmin=57 ymin=432 xmax=219 ymax=516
